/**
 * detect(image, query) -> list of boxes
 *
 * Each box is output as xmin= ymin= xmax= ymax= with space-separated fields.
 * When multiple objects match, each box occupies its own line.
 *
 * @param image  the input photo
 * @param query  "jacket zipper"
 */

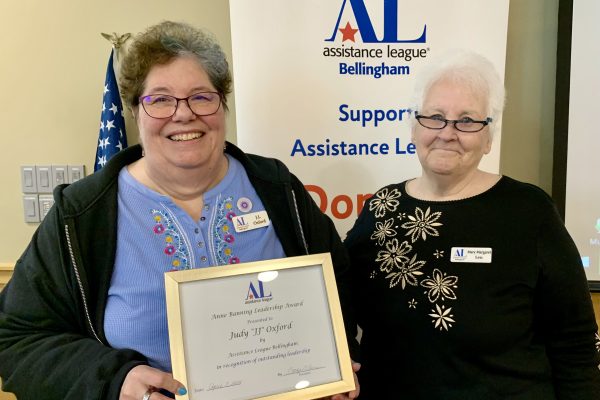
xmin=291 ymin=189 xmax=309 ymax=255
xmin=64 ymin=224 xmax=103 ymax=344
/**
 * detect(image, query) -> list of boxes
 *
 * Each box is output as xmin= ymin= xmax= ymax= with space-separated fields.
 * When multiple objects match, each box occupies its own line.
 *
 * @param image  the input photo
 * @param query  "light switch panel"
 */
xmin=51 ymin=165 xmax=68 ymax=188
xmin=38 ymin=194 xmax=55 ymax=220
xmin=21 ymin=165 xmax=37 ymax=193
xmin=36 ymin=165 xmax=52 ymax=193
xmin=23 ymin=195 xmax=40 ymax=223
xmin=68 ymin=165 xmax=85 ymax=184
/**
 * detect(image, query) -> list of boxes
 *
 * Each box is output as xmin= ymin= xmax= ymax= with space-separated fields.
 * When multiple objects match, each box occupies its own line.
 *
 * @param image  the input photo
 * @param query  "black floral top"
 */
xmin=344 ymin=176 xmax=600 ymax=400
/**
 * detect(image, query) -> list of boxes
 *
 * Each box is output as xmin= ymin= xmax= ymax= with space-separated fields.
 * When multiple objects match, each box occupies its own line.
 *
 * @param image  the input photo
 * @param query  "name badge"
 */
xmin=233 ymin=211 xmax=270 ymax=233
xmin=450 ymin=247 xmax=492 ymax=263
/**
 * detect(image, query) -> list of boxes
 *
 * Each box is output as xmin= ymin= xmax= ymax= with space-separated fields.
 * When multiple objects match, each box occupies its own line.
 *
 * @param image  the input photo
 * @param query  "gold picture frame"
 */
xmin=165 ymin=253 xmax=355 ymax=400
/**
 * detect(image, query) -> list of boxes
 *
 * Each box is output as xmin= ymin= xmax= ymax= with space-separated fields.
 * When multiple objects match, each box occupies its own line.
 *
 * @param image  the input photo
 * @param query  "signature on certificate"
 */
xmin=206 ymin=380 xmax=242 ymax=391
xmin=278 ymin=364 xmax=325 ymax=377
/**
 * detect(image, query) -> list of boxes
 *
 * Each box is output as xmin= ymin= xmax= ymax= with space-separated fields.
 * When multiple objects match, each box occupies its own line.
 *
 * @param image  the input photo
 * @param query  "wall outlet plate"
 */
xmin=23 ymin=195 xmax=40 ymax=223
xmin=68 ymin=165 xmax=85 ymax=184
xmin=35 ymin=165 xmax=52 ymax=193
xmin=51 ymin=165 xmax=68 ymax=188
xmin=21 ymin=165 xmax=37 ymax=193
xmin=38 ymin=194 xmax=55 ymax=220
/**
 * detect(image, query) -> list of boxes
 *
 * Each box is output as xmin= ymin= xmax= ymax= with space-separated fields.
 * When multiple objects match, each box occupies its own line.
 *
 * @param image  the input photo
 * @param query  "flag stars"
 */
xmin=98 ymin=137 xmax=111 ymax=150
xmin=109 ymin=103 xmax=118 ymax=115
xmin=103 ymin=84 xmax=109 ymax=95
xmin=106 ymin=120 xmax=116 ymax=131
xmin=99 ymin=120 xmax=105 ymax=132
xmin=97 ymin=155 xmax=107 ymax=167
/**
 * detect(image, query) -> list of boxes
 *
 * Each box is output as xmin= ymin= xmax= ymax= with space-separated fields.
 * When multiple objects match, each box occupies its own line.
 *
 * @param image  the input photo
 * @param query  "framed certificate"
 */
xmin=165 ymin=253 xmax=355 ymax=400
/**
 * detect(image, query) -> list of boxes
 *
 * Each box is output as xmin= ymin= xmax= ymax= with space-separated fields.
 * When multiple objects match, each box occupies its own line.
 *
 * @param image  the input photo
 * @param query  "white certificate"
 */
xmin=165 ymin=253 xmax=354 ymax=400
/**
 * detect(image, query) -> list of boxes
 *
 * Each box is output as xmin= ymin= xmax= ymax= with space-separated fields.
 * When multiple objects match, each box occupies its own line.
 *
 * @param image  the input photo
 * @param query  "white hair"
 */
xmin=411 ymin=50 xmax=506 ymax=138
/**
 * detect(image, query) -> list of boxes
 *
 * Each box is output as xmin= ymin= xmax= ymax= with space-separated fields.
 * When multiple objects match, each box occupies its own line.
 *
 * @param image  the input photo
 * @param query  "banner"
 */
xmin=230 ymin=0 xmax=510 ymax=237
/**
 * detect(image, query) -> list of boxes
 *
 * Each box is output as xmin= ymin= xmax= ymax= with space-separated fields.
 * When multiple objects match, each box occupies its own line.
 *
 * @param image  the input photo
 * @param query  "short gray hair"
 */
xmin=120 ymin=20 xmax=232 ymax=111
xmin=411 ymin=50 xmax=505 ymax=138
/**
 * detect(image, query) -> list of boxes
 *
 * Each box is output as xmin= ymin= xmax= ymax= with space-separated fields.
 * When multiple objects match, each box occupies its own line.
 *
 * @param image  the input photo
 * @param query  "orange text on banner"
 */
xmin=306 ymin=184 xmax=373 ymax=220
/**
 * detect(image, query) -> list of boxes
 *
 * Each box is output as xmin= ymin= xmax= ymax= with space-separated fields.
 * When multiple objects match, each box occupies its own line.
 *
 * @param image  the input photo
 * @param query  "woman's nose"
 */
xmin=436 ymin=123 xmax=459 ymax=139
xmin=171 ymin=99 xmax=197 ymax=121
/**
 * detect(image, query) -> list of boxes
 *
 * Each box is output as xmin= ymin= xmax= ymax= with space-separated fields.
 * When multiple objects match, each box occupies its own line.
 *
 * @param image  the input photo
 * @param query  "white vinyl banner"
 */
xmin=230 ymin=0 xmax=509 ymax=238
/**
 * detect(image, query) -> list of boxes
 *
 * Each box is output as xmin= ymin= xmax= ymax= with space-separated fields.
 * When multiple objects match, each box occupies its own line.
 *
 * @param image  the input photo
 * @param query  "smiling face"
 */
xmin=135 ymin=55 xmax=226 ymax=175
xmin=412 ymin=78 xmax=492 ymax=178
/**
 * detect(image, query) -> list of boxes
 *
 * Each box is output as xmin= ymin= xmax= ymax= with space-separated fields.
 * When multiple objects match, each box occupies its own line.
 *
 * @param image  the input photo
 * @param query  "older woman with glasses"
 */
xmin=0 ymin=21 xmax=359 ymax=400
xmin=344 ymin=50 xmax=600 ymax=399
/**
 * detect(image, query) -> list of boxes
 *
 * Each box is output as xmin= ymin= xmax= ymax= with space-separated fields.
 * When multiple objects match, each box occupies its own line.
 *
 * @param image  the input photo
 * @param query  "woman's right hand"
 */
xmin=120 ymin=365 xmax=187 ymax=400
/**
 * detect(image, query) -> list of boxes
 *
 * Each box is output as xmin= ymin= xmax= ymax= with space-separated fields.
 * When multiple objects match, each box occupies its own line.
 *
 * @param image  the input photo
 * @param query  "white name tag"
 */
xmin=450 ymin=247 xmax=492 ymax=263
xmin=233 ymin=211 xmax=270 ymax=233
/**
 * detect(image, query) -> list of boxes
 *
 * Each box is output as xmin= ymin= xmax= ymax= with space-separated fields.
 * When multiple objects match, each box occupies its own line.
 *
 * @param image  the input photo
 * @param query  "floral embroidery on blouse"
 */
xmin=213 ymin=196 xmax=238 ymax=265
xmin=376 ymin=238 xmax=412 ymax=273
xmin=595 ymin=332 xmax=600 ymax=352
xmin=370 ymin=218 xmax=397 ymax=245
xmin=369 ymin=187 xmax=401 ymax=217
xmin=420 ymin=268 xmax=458 ymax=302
xmin=367 ymin=185 xmax=458 ymax=332
xmin=429 ymin=304 xmax=455 ymax=331
xmin=401 ymin=206 xmax=442 ymax=243
xmin=386 ymin=253 xmax=425 ymax=289
xmin=151 ymin=209 xmax=191 ymax=271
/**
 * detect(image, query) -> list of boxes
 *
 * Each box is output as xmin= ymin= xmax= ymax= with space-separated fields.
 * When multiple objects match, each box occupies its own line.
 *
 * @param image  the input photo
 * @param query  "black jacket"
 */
xmin=0 ymin=143 xmax=357 ymax=399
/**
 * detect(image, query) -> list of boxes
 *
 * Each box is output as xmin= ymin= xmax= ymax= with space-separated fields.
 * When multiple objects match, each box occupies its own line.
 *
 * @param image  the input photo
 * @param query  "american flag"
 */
xmin=95 ymin=49 xmax=127 ymax=171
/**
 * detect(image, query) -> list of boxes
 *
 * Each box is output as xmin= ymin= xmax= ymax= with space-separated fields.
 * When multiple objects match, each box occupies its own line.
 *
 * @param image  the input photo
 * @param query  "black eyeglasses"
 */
xmin=415 ymin=113 xmax=492 ymax=133
xmin=139 ymin=92 xmax=222 ymax=119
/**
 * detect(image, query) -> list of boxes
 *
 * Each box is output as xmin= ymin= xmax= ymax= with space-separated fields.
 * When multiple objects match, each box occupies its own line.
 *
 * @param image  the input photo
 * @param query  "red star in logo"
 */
xmin=339 ymin=22 xmax=359 ymax=42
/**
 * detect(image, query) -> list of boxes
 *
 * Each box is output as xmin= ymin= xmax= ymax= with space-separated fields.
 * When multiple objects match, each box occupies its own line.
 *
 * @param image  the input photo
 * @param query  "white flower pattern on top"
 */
xmin=370 ymin=218 xmax=397 ymax=245
xmin=369 ymin=188 xmax=401 ymax=217
xmin=401 ymin=206 xmax=442 ymax=242
xmin=420 ymin=269 xmax=458 ymax=302
xmin=429 ymin=304 xmax=455 ymax=331
xmin=386 ymin=253 xmax=425 ymax=289
xmin=367 ymin=183 xmax=458 ymax=332
xmin=375 ymin=238 xmax=412 ymax=273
